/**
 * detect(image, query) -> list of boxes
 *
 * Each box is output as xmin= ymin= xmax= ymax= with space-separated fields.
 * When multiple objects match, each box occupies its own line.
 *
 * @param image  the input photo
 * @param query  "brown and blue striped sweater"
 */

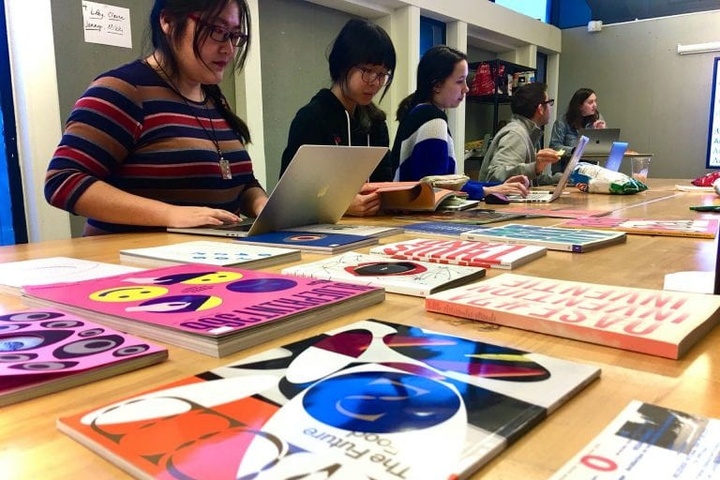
xmin=45 ymin=59 xmax=263 ymax=234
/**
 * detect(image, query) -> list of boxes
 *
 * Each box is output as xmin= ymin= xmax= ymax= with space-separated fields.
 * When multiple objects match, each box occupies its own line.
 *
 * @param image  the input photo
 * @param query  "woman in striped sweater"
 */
xmin=45 ymin=0 xmax=268 ymax=235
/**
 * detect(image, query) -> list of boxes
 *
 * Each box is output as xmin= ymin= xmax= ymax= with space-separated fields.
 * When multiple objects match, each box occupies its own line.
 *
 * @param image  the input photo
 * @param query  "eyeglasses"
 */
xmin=357 ymin=67 xmax=392 ymax=86
xmin=188 ymin=14 xmax=248 ymax=48
xmin=540 ymin=99 xmax=555 ymax=107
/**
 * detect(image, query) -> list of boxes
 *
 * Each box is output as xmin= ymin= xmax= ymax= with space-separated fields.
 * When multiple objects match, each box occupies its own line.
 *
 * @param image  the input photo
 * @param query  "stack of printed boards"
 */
xmin=21 ymin=263 xmax=386 ymax=358
xmin=54 ymin=319 xmax=601 ymax=479
xmin=0 ymin=308 xmax=168 ymax=407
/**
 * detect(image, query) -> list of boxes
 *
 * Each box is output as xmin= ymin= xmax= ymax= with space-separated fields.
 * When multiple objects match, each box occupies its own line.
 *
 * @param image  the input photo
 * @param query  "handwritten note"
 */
xmin=709 ymin=57 xmax=720 ymax=167
xmin=81 ymin=1 xmax=132 ymax=49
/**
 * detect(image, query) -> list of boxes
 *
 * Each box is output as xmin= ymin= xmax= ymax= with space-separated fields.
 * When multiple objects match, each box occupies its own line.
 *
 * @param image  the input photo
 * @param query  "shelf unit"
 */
xmin=466 ymin=59 xmax=537 ymax=135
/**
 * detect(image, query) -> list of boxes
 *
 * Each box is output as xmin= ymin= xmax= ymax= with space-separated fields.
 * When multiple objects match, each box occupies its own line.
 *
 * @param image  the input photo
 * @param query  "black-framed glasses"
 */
xmin=188 ymin=14 xmax=248 ymax=48
xmin=357 ymin=67 xmax=392 ymax=86
xmin=540 ymin=98 xmax=555 ymax=107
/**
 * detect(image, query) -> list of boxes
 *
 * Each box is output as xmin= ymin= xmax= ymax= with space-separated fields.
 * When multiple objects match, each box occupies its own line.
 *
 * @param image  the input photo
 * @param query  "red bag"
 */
xmin=470 ymin=63 xmax=494 ymax=96
xmin=691 ymin=172 xmax=720 ymax=186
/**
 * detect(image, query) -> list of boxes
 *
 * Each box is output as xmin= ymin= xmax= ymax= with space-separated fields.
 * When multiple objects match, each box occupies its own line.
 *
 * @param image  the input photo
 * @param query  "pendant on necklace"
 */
xmin=218 ymin=152 xmax=232 ymax=180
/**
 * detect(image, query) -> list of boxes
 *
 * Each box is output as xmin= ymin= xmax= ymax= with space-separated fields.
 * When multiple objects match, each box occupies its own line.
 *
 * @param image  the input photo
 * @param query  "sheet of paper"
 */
xmin=81 ymin=1 xmax=132 ymax=49
xmin=663 ymin=271 xmax=714 ymax=294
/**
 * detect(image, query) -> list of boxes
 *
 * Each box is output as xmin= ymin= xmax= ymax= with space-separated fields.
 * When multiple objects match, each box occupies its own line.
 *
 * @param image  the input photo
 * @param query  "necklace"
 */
xmin=151 ymin=56 xmax=232 ymax=180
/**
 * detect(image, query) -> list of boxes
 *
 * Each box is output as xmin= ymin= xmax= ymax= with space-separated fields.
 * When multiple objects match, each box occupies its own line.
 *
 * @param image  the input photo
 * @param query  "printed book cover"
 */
xmin=119 ymin=240 xmax=301 ymax=269
xmin=235 ymin=231 xmax=378 ymax=254
xmin=425 ymin=273 xmax=720 ymax=359
xmin=370 ymin=238 xmax=547 ymax=269
xmin=394 ymin=209 xmax=526 ymax=225
xmin=557 ymin=217 xmax=719 ymax=239
xmin=0 ymin=257 xmax=142 ymax=295
xmin=22 ymin=264 xmax=385 ymax=357
xmin=550 ymin=400 xmax=720 ymax=479
xmin=281 ymin=251 xmax=486 ymax=297
xmin=282 ymin=223 xmax=403 ymax=238
xmin=461 ymin=223 xmax=627 ymax=252
xmin=57 ymin=319 xmax=601 ymax=480
xmin=0 ymin=308 xmax=167 ymax=407
xmin=402 ymin=221 xmax=490 ymax=238
xmin=501 ymin=207 xmax=612 ymax=219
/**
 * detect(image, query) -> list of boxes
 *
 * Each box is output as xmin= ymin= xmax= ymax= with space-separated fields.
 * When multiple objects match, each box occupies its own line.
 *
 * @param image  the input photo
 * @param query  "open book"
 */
xmin=368 ymin=181 xmax=477 ymax=211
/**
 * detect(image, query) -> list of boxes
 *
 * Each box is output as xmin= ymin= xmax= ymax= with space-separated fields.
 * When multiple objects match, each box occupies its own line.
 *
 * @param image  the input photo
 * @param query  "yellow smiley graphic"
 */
xmin=181 ymin=272 xmax=243 ymax=285
xmin=89 ymin=286 xmax=168 ymax=302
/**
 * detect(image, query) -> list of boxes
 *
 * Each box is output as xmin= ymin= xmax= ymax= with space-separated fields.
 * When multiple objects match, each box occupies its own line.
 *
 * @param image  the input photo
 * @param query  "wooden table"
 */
xmin=1 ymin=179 xmax=719 ymax=479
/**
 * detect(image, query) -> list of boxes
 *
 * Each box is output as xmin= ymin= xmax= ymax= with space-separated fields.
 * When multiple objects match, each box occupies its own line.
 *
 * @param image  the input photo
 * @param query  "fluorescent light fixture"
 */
xmin=677 ymin=41 xmax=720 ymax=55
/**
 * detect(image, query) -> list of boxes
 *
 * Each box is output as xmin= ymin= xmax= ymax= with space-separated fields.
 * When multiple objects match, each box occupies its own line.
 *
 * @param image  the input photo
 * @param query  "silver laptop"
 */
xmin=507 ymin=135 xmax=589 ymax=203
xmin=603 ymin=141 xmax=629 ymax=172
xmin=168 ymin=145 xmax=388 ymax=237
xmin=578 ymin=128 xmax=620 ymax=156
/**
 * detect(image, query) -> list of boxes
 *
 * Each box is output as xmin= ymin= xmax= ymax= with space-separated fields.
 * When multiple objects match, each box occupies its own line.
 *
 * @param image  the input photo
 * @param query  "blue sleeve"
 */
xmin=461 ymin=180 xmax=501 ymax=200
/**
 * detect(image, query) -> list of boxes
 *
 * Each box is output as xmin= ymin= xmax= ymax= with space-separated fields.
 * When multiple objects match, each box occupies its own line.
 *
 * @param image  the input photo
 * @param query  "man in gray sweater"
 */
xmin=479 ymin=82 xmax=563 ymax=186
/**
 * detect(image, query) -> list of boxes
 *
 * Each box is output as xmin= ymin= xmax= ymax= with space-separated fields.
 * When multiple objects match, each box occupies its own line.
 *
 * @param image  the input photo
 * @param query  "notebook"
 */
xmin=603 ymin=141 xmax=629 ymax=172
xmin=577 ymin=127 xmax=620 ymax=156
xmin=507 ymin=135 xmax=589 ymax=203
xmin=168 ymin=145 xmax=388 ymax=238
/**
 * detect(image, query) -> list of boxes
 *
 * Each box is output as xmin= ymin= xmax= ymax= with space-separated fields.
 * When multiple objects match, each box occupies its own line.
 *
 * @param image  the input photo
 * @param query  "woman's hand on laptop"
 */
xmin=485 ymin=175 xmax=530 ymax=198
xmin=166 ymin=206 xmax=241 ymax=228
xmin=345 ymin=184 xmax=381 ymax=217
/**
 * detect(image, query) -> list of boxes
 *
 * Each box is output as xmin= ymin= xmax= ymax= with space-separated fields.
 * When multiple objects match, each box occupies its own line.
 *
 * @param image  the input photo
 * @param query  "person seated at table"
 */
xmin=550 ymin=87 xmax=606 ymax=172
xmin=45 ymin=0 xmax=268 ymax=236
xmin=478 ymin=82 xmax=562 ymax=186
xmin=391 ymin=45 xmax=529 ymax=199
xmin=280 ymin=18 xmax=396 ymax=217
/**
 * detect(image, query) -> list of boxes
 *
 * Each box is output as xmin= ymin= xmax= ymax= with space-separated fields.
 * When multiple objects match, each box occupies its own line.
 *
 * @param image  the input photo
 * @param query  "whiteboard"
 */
xmin=708 ymin=56 xmax=720 ymax=167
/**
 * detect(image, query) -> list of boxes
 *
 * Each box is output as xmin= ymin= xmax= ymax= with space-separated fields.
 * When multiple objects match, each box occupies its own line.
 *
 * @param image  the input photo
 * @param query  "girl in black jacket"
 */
xmin=280 ymin=18 xmax=396 ymax=216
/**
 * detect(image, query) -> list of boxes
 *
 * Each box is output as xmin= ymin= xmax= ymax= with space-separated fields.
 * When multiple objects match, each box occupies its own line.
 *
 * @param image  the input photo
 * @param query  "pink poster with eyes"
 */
xmin=0 ymin=308 xmax=167 ymax=406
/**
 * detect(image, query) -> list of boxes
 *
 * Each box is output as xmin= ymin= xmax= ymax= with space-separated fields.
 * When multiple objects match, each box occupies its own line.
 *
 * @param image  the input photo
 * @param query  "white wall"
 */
xmin=5 ymin=0 xmax=70 ymax=242
xmin=558 ymin=10 xmax=720 ymax=179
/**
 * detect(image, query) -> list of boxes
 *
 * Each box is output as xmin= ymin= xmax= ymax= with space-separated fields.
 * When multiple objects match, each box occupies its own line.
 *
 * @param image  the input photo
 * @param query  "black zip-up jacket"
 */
xmin=280 ymin=88 xmax=394 ymax=181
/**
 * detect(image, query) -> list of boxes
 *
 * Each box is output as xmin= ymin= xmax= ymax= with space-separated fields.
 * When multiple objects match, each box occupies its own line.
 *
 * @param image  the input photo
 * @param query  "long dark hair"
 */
xmin=327 ymin=18 xmax=396 ymax=131
xmin=565 ymin=87 xmax=599 ymax=130
xmin=147 ymin=0 xmax=252 ymax=143
xmin=396 ymin=45 xmax=467 ymax=123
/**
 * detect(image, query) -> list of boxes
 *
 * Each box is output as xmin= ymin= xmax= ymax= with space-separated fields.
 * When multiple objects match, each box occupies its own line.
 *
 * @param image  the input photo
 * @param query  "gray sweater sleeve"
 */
xmin=482 ymin=130 xmax=537 ymax=182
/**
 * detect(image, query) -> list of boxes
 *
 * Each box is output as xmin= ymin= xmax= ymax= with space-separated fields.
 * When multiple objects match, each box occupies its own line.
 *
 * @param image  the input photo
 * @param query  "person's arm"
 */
xmin=482 ymin=175 xmax=530 ymax=197
xmin=590 ymin=112 xmax=606 ymax=129
xmin=238 ymin=184 xmax=269 ymax=217
xmin=549 ymin=119 xmax=574 ymax=152
xmin=483 ymin=131 xmax=536 ymax=182
xmin=72 ymin=182 xmax=241 ymax=228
